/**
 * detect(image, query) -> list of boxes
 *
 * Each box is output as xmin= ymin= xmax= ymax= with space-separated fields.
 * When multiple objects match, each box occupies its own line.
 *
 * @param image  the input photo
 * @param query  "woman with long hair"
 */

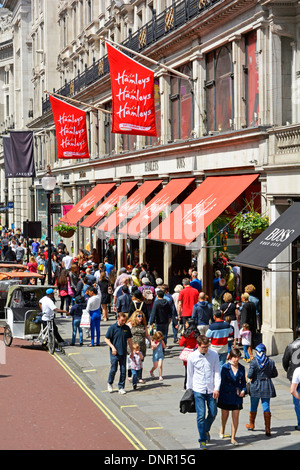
xmin=179 ymin=318 xmax=199 ymax=389
xmin=57 ymin=269 xmax=72 ymax=315
xmin=126 ymin=310 xmax=151 ymax=384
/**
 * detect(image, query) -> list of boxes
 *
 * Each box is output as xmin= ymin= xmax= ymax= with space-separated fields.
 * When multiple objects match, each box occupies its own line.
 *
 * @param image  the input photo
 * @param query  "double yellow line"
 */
xmin=53 ymin=352 xmax=147 ymax=451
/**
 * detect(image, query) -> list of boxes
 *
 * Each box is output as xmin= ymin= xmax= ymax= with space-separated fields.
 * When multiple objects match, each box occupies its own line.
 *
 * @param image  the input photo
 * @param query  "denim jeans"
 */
xmin=131 ymin=368 xmax=142 ymax=386
xmin=72 ymin=318 xmax=83 ymax=344
xmin=250 ymin=396 xmax=271 ymax=413
xmin=243 ymin=345 xmax=250 ymax=359
xmin=193 ymin=391 xmax=218 ymax=442
xmin=90 ymin=309 xmax=101 ymax=346
xmin=108 ymin=353 xmax=127 ymax=390
xmin=293 ymin=393 xmax=300 ymax=428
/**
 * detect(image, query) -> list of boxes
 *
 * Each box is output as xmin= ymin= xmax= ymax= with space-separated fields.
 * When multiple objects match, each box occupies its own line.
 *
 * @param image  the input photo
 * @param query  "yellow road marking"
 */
xmin=145 ymin=427 xmax=163 ymax=431
xmin=52 ymin=352 xmax=147 ymax=451
xmin=120 ymin=405 xmax=138 ymax=409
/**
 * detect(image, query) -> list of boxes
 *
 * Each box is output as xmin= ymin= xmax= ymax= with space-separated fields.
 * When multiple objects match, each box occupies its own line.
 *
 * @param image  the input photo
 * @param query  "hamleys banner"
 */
xmin=49 ymin=95 xmax=90 ymax=159
xmin=107 ymin=42 xmax=157 ymax=137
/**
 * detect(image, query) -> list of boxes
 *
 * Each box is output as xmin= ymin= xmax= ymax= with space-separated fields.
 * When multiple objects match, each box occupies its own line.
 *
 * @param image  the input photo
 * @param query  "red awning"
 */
xmin=147 ymin=174 xmax=259 ymax=246
xmin=60 ymin=183 xmax=116 ymax=225
xmin=80 ymin=181 xmax=138 ymax=228
xmin=97 ymin=180 xmax=162 ymax=233
xmin=119 ymin=177 xmax=195 ymax=237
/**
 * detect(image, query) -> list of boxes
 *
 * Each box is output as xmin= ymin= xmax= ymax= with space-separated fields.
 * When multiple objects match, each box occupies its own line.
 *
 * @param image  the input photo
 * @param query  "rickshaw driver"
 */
xmin=39 ymin=288 xmax=69 ymax=347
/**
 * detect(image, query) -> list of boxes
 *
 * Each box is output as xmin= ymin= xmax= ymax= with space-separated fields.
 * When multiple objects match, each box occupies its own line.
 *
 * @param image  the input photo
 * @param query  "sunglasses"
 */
xmin=137 ymin=314 xmax=143 ymax=318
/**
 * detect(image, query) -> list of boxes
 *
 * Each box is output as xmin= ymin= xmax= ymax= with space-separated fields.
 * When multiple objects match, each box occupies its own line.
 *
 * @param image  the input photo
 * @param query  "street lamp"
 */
xmin=41 ymin=165 xmax=56 ymax=285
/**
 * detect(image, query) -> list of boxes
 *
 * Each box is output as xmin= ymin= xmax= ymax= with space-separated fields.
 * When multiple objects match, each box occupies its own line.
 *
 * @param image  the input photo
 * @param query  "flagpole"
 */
xmin=101 ymin=36 xmax=192 ymax=82
xmin=44 ymin=90 xmax=112 ymax=114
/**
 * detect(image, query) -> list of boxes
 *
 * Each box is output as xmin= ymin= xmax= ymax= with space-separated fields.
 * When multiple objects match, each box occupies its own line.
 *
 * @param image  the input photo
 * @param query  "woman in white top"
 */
xmin=86 ymin=286 xmax=102 ymax=347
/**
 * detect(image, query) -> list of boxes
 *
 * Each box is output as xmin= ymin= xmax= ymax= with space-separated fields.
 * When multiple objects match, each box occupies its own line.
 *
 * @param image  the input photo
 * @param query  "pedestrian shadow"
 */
xmin=128 ymin=381 xmax=171 ymax=392
xmin=208 ymin=425 xmax=296 ymax=449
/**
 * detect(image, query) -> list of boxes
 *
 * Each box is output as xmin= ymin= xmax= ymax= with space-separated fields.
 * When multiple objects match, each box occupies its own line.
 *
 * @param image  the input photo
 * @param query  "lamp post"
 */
xmin=41 ymin=166 xmax=56 ymax=286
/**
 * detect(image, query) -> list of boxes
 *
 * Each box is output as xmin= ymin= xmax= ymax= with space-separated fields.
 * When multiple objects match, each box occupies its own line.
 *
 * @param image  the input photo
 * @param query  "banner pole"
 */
xmin=101 ymin=36 xmax=192 ymax=82
xmin=44 ymin=90 xmax=112 ymax=114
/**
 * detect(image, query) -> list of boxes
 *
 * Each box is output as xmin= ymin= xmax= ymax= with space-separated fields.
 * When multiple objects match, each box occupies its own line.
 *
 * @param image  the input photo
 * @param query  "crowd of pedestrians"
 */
xmin=0 ymin=227 xmax=299 ymax=450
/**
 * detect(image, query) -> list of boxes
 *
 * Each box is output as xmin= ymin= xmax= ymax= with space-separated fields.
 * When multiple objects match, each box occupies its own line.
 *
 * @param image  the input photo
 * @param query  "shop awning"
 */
xmin=97 ymin=179 xmax=162 ymax=233
xmin=80 ymin=181 xmax=138 ymax=228
xmin=60 ymin=182 xmax=116 ymax=225
xmin=119 ymin=177 xmax=195 ymax=237
xmin=147 ymin=174 xmax=259 ymax=246
xmin=230 ymin=202 xmax=300 ymax=270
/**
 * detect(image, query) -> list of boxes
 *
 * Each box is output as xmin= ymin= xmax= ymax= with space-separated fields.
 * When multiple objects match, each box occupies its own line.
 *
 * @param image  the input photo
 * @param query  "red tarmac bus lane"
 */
xmin=0 ymin=334 xmax=136 ymax=451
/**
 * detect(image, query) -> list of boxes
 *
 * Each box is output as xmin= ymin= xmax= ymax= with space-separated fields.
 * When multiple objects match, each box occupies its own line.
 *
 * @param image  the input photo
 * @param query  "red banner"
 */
xmin=49 ymin=95 xmax=90 ymax=159
xmin=107 ymin=43 xmax=157 ymax=137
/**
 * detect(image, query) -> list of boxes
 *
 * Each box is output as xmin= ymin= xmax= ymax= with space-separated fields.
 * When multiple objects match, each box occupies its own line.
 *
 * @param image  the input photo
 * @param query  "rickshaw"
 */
xmin=2 ymin=285 xmax=56 ymax=354
xmin=0 ymin=271 xmax=44 ymax=326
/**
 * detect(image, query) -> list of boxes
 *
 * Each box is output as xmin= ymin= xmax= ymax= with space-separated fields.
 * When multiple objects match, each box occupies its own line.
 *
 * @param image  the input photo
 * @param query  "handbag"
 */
xmin=80 ymin=309 xmax=90 ymax=328
xmin=179 ymin=388 xmax=196 ymax=414
xmin=179 ymin=347 xmax=194 ymax=361
xmin=108 ymin=285 xmax=113 ymax=295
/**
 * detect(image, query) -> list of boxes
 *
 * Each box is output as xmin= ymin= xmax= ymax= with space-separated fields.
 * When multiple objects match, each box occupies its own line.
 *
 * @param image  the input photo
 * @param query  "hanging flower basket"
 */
xmin=232 ymin=201 xmax=269 ymax=242
xmin=54 ymin=222 xmax=77 ymax=238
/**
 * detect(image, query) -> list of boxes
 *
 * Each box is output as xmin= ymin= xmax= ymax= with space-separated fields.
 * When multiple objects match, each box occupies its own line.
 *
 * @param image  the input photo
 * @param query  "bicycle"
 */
xmin=36 ymin=319 xmax=56 ymax=355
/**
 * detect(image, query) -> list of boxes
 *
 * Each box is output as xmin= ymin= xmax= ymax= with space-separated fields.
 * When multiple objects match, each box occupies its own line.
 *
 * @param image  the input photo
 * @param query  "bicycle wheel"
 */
xmin=47 ymin=323 xmax=55 ymax=354
xmin=3 ymin=325 xmax=13 ymax=346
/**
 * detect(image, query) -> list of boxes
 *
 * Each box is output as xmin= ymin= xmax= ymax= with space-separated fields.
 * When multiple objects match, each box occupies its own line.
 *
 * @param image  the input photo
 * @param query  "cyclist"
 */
xmin=39 ymin=288 xmax=69 ymax=347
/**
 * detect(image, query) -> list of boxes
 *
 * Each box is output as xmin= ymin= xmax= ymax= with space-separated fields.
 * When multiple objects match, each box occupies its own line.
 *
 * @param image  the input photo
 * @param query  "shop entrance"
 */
xmin=146 ymin=240 xmax=164 ymax=279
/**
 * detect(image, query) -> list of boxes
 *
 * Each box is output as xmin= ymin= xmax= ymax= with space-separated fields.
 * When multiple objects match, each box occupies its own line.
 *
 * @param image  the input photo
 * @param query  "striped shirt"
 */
xmin=206 ymin=320 xmax=233 ymax=355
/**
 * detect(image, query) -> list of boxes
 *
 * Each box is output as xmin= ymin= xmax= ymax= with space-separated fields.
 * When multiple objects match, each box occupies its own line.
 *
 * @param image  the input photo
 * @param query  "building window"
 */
xmin=104 ymin=102 xmax=115 ymax=155
xmin=170 ymin=63 xmax=193 ymax=140
xmin=244 ymin=30 xmax=259 ymax=127
xmin=122 ymin=133 xmax=136 ymax=152
xmin=205 ymin=44 xmax=234 ymax=132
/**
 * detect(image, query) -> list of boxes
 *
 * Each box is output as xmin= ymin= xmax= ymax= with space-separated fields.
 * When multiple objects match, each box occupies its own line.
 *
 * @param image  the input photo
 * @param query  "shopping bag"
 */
xmin=179 ymin=388 xmax=196 ymax=414
xmin=179 ymin=347 xmax=194 ymax=361
xmin=80 ymin=310 xmax=90 ymax=328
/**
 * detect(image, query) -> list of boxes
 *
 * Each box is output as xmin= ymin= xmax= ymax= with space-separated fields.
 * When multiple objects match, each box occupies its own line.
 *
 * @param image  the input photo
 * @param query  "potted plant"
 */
xmin=232 ymin=202 xmax=269 ymax=242
xmin=54 ymin=222 xmax=78 ymax=238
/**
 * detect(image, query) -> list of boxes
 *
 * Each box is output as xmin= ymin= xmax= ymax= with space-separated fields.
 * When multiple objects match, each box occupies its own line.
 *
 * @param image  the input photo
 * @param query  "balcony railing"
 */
xmin=42 ymin=0 xmax=221 ymax=114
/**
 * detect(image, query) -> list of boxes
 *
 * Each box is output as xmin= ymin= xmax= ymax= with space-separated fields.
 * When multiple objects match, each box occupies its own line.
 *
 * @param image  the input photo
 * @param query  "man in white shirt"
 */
xmin=291 ymin=367 xmax=300 ymax=431
xmin=86 ymin=286 xmax=102 ymax=346
xmin=187 ymin=335 xmax=221 ymax=450
xmin=39 ymin=289 xmax=68 ymax=345
xmin=62 ymin=252 xmax=73 ymax=270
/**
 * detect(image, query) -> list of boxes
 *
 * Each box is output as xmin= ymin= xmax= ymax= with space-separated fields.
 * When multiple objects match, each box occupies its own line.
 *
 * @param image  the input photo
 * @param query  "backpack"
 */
xmin=133 ymin=300 xmax=144 ymax=312
xmin=142 ymin=287 xmax=154 ymax=304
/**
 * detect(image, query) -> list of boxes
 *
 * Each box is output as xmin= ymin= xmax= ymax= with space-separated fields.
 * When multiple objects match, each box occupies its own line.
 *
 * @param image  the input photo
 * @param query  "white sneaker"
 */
xmin=107 ymin=383 xmax=113 ymax=393
xmin=118 ymin=388 xmax=126 ymax=395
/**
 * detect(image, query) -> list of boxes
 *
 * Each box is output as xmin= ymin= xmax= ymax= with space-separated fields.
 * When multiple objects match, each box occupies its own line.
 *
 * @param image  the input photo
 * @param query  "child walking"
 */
xmin=130 ymin=343 xmax=144 ymax=390
xmin=150 ymin=331 xmax=166 ymax=381
xmin=240 ymin=323 xmax=252 ymax=362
